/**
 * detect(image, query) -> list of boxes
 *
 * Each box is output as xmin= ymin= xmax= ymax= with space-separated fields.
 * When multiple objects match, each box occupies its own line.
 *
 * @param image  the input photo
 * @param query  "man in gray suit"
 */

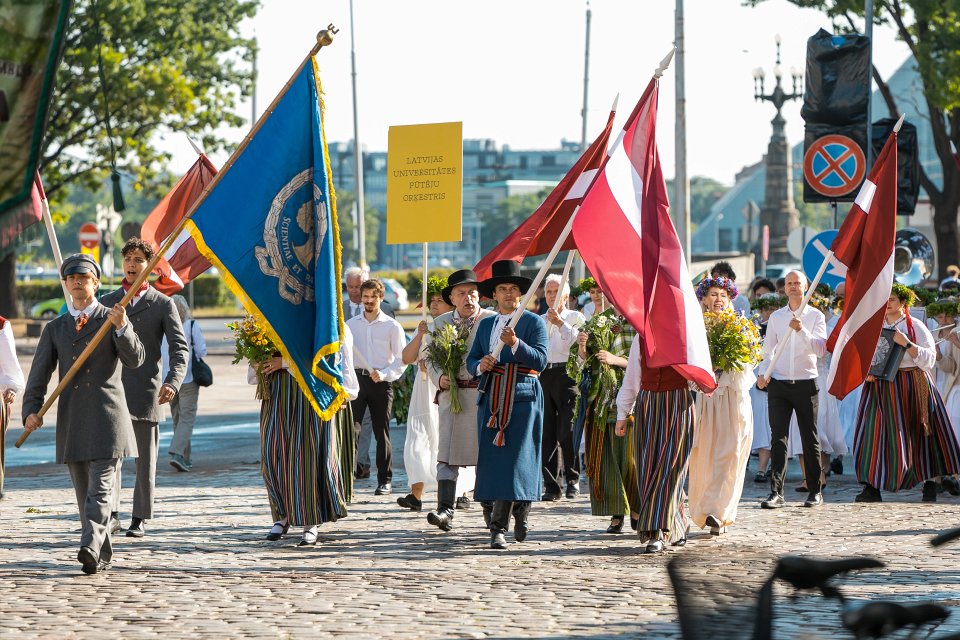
xmin=101 ymin=238 xmax=188 ymax=538
xmin=23 ymin=254 xmax=145 ymax=574
xmin=425 ymin=269 xmax=494 ymax=532
xmin=342 ymin=266 xmax=393 ymax=479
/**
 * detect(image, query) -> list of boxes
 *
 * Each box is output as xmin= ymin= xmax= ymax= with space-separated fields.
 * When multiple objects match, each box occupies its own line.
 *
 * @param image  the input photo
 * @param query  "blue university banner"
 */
xmin=187 ymin=58 xmax=345 ymax=419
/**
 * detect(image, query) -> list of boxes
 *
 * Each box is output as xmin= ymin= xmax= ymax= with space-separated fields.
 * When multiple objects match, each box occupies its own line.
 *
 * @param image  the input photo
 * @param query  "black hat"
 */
xmin=478 ymin=260 xmax=533 ymax=299
xmin=441 ymin=269 xmax=480 ymax=306
xmin=60 ymin=254 xmax=101 ymax=279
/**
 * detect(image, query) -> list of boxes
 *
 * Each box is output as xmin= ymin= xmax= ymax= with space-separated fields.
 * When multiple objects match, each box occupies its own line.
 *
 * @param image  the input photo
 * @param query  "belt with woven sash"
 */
xmin=433 ymin=378 xmax=481 ymax=405
xmin=484 ymin=363 xmax=539 ymax=447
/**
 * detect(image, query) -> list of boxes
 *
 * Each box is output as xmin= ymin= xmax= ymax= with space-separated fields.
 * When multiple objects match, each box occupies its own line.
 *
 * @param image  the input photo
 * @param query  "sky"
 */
xmin=159 ymin=0 xmax=912 ymax=186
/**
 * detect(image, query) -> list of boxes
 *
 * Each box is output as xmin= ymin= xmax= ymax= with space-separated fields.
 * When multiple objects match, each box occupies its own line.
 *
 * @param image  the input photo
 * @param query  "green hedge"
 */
xmin=16 ymin=274 xmax=236 ymax=313
xmin=374 ymin=268 xmax=458 ymax=302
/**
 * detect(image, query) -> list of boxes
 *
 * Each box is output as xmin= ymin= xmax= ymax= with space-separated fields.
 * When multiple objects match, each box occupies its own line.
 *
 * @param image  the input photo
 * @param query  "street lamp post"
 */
xmin=753 ymin=35 xmax=803 ymax=267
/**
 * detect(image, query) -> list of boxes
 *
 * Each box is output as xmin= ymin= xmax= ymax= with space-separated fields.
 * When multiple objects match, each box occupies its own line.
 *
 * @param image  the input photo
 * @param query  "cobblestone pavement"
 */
xmin=3 ymin=357 xmax=960 ymax=638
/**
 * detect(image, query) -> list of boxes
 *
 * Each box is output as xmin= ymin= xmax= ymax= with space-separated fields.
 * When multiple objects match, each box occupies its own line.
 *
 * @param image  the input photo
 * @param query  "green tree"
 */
xmin=1 ymin=0 xmax=257 ymax=316
xmin=667 ymin=176 xmax=732 ymax=227
xmin=336 ymin=191 xmax=380 ymax=266
xmin=478 ymin=188 xmax=551 ymax=255
xmin=747 ymin=0 xmax=960 ymax=277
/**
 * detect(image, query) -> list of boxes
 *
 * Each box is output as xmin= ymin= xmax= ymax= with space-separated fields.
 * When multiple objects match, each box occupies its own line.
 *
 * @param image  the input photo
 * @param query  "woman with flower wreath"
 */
xmin=687 ymin=277 xmax=761 ymax=535
xmin=853 ymin=284 xmax=960 ymax=503
xmin=568 ymin=298 xmax=638 ymax=534
xmin=234 ymin=316 xmax=358 ymax=545
xmin=930 ymin=296 xmax=960 ymax=496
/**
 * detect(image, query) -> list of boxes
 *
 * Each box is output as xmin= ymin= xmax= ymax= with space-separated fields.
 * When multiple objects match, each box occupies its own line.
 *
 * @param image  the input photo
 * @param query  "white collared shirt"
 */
xmin=759 ymin=303 xmax=827 ymax=381
xmin=339 ymin=323 xmax=360 ymax=400
xmin=542 ymin=308 xmax=584 ymax=363
xmin=346 ymin=309 xmax=406 ymax=382
xmin=488 ymin=313 xmax=521 ymax=355
xmin=74 ymin=299 xmax=129 ymax=336
xmin=0 ymin=320 xmax=25 ymax=395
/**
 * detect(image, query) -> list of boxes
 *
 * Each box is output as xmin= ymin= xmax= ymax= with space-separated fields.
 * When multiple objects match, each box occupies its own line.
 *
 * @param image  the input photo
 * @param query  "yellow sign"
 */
xmin=80 ymin=245 xmax=100 ymax=264
xmin=386 ymin=122 xmax=462 ymax=244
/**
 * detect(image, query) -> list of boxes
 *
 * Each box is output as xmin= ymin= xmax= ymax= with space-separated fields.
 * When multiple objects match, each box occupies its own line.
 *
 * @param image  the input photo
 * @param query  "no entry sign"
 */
xmin=78 ymin=222 xmax=100 ymax=249
xmin=803 ymin=134 xmax=866 ymax=199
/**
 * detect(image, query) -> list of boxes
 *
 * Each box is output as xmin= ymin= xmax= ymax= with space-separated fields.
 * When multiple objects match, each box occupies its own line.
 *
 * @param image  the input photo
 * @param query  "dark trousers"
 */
xmin=68 ymin=458 xmax=121 ymax=563
xmin=351 ymin=374 xmax=394 ymax=485
xmin=541 ymin=365 xmax=580 ymax=494
xmin=768 ymin=378 xmax=822 ymax=495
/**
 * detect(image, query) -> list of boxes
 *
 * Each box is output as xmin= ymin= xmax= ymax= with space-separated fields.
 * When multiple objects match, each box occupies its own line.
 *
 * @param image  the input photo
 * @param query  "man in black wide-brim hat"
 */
xmin=466 ymin=260 xmax=548 ymax=549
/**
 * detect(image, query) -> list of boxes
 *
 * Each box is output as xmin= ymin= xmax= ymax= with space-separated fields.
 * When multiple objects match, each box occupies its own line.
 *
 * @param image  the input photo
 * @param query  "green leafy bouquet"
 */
xmin=424 ymin=322 xmax=471 ymax=413
xmin=226 ymin=315 xmax=278 ymax=400
xmin=567 ymin=309 xmax=623 ymax=425
xmin=703 ymin=307 xmax=763 ymax=374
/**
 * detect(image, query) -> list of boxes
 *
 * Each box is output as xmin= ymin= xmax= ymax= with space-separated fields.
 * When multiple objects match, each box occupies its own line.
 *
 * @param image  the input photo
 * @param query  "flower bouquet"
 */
xmin=703 ymin=307 xmax=763 ymax=373
xmin=226 ymin=315 xmax=277 ymax=401
xmin=567 ymin=309 xmax=624 ymax=424
xmin=424 ymin=322 xmax=471 ymax=413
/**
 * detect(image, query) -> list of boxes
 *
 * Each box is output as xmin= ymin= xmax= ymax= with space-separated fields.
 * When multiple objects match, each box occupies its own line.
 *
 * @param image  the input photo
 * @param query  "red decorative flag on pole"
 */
xmin=141 ymin=155 xmax=218 ymax=295
xmin=473 ymin=101 xmax=617 ymax=280
xmin=0 ymin=172 xmax=45 ymax=254
xmin=572 ymin=74 xmax=715 ymax=391
xmin=826 ymin=129 xmax=899 ymax=399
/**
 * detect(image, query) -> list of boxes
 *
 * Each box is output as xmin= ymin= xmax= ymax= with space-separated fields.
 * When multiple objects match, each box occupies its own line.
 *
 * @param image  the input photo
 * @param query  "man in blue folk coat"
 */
xmin=467 ymin=260 xmax=548 ymax=549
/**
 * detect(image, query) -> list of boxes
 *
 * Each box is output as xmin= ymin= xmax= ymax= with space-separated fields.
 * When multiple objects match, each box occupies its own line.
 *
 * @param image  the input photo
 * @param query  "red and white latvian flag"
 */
xmin=140 ymin=155 xmax=218 ymax=295
xmin=473 ymin=100 xmax=617 ymax=281
xmin=826 ymin=130 xmax=899 ymax=399
xmin=571 ymin=76 xmax=716 ymax=391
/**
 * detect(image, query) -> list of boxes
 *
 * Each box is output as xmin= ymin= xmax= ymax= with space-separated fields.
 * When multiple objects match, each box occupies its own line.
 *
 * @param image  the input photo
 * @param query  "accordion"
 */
xmin=868 ymin=328 xmax=907 ymax=382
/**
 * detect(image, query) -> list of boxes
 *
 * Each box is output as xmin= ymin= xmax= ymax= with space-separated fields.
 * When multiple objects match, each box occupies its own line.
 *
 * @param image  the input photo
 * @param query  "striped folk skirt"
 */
xmin=584 ymin=409 xmax=639 ymax=517
xmin=0 ymin=400 xmax=7 ymax=493
xmin=854 ymin=368 xmax=960 ymax=492
xmin=260 ymin=371 xmax=355 ymax=527
xmin=633 ymin=388 xmax=696 ymax=543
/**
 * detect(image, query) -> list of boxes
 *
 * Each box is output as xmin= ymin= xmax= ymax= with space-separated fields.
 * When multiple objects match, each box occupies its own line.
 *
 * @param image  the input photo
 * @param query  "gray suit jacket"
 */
xmin=100 ymin=286 xmax=188 ymax=422
xmin=22 ymin=305 xmax=145 ymax=463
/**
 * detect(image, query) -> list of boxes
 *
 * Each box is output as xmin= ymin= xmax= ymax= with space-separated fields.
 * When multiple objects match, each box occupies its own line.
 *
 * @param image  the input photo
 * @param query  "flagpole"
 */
xmin=37 ymin=181 xmax=71 ymax=308
xmin=549 ymin=250 xmax=576 ymax=337
xmin=16 ymin=27 xmax=340 ymax=448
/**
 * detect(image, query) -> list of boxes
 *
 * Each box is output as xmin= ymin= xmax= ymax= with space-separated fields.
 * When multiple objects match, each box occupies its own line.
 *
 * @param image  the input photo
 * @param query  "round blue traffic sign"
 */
xmin=802 ymin=229 xmax=847 ymax=290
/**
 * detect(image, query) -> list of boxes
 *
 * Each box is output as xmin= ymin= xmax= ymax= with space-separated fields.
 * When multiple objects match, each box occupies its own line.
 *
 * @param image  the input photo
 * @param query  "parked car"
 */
xmin=30 ymin=298 xmax=67 ymax=320
xmin=763 ymin=264 xmax=803 ymax=281
xmin=381 ymin=277 xmax=409 ymax=310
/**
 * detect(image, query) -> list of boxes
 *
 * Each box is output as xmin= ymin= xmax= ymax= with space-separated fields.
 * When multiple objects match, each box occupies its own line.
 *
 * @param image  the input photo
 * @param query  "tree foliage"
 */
xmin=41 ymin=0 xmax=258 ymax=200
xmin=336 ymin=190 xmax=380 ymax=266
xmin=478 ymin=188 xmax=552 ymax=255
xmin=745 ymin=0 xmax=960 ymax=277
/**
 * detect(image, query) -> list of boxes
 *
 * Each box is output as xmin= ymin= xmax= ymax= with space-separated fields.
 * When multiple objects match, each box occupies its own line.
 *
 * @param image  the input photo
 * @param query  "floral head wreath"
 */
xmin=696 ymin=276 xmax=739 ymax=301
xmin=891 ymin=282 xmax=918 ymax=307
xmin=576 ymin=276 xmax=599 ymax=295
xmin=425 ymin=275 xmax=448 ymax=299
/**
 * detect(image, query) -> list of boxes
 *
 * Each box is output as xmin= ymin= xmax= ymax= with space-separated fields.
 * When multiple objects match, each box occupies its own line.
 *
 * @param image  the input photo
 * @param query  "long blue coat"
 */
xmin=467 ymin=310 xmax=548 ymax=501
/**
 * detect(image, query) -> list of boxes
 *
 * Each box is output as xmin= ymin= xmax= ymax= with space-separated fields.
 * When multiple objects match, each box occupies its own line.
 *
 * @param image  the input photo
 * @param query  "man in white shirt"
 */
xmin=346 ymin=279 xmax=407 ymax=495
xmin=342 ymin=266 xmax=393 ymax=480
xmin=756 ymin=270 xmax=827 ymax=509
xmin=540 ymin=274 xmax=585 ymax=500
xmin=0 ymin=313 xmax=25 ymax=500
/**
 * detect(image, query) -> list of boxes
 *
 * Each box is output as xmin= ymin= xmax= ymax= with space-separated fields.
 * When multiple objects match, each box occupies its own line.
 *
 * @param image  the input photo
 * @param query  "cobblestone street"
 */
xmin=2 ymin=356 xmax=960 ymax=638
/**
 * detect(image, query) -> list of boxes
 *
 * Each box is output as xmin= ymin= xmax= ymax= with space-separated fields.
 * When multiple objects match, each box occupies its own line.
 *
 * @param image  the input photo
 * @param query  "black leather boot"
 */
xmin=512 ymin=501 xmax=531 ymax=542
xmin=489 ymin=500 xmax=513 ymax=549
xmin=426 ymin=480 xmax=457 ymax=531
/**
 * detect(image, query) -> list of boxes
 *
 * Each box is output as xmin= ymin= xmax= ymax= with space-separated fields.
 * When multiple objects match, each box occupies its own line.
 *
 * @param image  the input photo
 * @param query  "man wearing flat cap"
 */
xmin=100 ymin=237 xmax=188 ymax=538
xmin=22 ymin=254 xmax=145 ymax=574
xmin=423 ymin=269 xmax=495 ymax=532
xmin=466 ymin=260 xmax=548 ymax=549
